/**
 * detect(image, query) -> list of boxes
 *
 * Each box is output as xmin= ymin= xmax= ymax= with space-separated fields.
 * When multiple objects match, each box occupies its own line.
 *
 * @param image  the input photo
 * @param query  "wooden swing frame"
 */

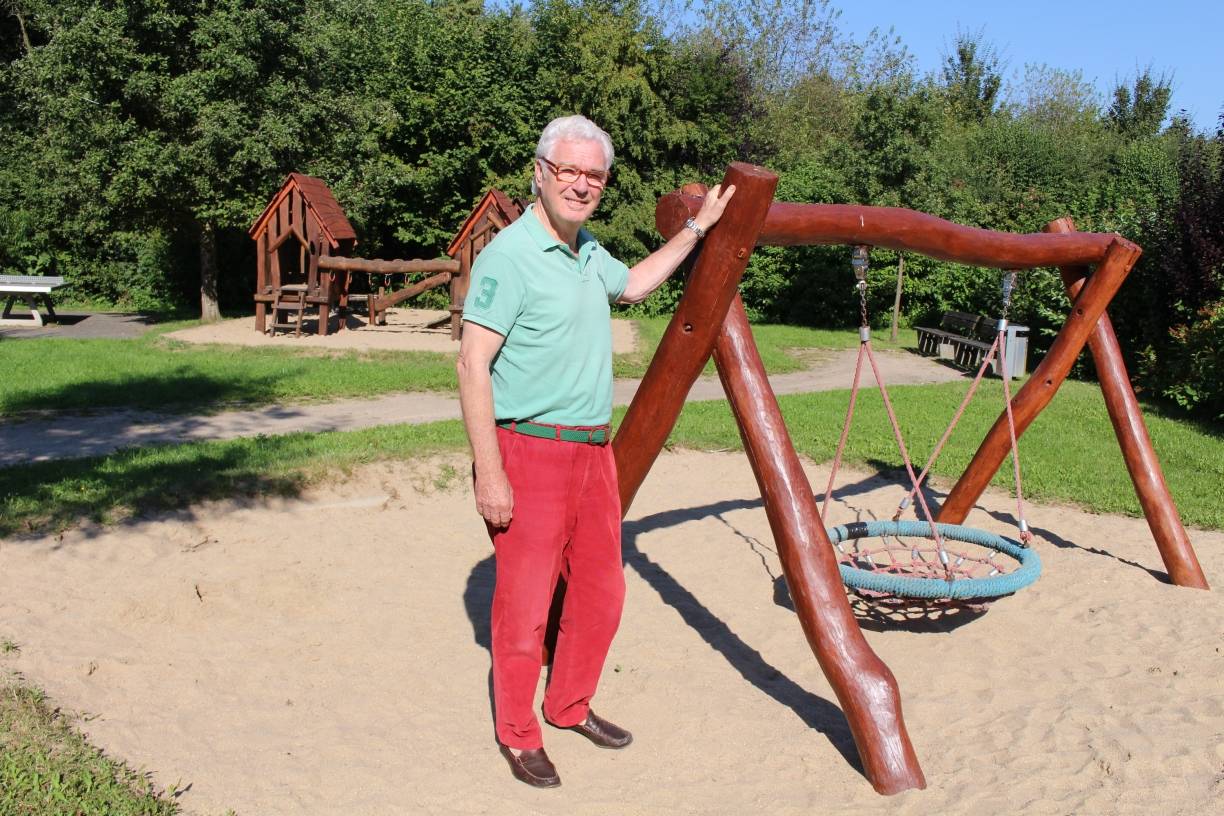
xmin=610 ymin=162 xmax=1209 ymax=795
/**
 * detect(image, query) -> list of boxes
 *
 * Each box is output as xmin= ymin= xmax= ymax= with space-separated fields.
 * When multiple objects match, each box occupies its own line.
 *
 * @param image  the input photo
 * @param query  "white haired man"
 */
xmin=457 ymin=114 xmax=734 ymax=788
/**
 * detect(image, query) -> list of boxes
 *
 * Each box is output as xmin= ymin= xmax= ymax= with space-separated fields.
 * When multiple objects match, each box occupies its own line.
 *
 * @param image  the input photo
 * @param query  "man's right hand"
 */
xmin=457 ymin=322 xmax=514 ymax=528
xmin=475 ymin=465 xmax=514 ymax=528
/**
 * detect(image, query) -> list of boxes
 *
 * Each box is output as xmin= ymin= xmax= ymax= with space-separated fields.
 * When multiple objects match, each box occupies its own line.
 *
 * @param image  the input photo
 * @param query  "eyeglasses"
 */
xmin=538 ymin=157 xmax=609 ymax=189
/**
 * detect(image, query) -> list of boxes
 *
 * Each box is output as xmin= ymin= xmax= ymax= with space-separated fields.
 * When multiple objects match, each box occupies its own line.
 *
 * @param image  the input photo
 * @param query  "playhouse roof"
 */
xmin=446 ymin=189 xmax=526 ymax=257
xmin=249 ymin=173 xmax=357 ymax=249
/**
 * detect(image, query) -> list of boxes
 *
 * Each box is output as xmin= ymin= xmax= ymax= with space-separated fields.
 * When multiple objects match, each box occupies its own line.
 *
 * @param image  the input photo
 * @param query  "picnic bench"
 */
xmin=0 ymin=275 xmax=65 ymax=327
xmin=914 ymin=310 xmax=1029 ymax=379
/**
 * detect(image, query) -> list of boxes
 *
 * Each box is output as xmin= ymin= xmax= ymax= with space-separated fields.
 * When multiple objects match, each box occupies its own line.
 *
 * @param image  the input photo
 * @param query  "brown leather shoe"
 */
xmin=500 ymin=745 xmax=561 ymax=788
xmin=562 ymin=711 xmax=633 ymax=749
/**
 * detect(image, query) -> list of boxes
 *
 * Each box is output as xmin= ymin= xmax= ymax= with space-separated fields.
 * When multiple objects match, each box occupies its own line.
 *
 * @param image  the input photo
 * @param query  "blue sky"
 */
xmin=832 ymin=0 xmax=1223 ymax=132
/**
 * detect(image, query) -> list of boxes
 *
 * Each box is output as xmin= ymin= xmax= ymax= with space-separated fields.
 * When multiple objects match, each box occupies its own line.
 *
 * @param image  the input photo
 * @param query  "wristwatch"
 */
xmin=683 ymin=217 xmax=706 ymax=239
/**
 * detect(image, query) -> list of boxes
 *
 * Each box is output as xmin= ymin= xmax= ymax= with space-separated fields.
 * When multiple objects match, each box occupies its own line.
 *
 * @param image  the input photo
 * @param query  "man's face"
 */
xmin=533 ymin=138 xmax=607 ymax=232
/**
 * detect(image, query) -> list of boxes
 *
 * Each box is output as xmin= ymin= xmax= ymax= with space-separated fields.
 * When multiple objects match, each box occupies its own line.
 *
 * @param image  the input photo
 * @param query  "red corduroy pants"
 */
xmin=488 ymin=426 xmax=625 ymax=750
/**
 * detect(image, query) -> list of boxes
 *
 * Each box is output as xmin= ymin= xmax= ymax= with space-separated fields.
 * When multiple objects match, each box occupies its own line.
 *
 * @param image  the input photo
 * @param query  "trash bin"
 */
xmin=1000 ymin=324 xmax=1029 ymax=379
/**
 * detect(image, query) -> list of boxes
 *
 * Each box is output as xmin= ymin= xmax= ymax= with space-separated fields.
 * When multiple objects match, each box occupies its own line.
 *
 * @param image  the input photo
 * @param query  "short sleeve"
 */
xmin=600 ymin=254 xmax=630 ymax=303
xmin=462 ymin=249 xmax=526 ymax=336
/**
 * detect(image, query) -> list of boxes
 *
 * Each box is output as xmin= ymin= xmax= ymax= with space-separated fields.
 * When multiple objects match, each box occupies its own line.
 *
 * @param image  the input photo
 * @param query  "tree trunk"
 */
xmin=199 ymin=220 xmax=222 ymax=322
xmin=12 ymin=8 xmax=33 ymax=54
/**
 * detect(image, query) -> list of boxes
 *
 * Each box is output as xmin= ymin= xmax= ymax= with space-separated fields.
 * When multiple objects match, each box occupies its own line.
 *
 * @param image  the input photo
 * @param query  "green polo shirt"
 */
xmin=462 ymin=204 xmax=630 ymax=427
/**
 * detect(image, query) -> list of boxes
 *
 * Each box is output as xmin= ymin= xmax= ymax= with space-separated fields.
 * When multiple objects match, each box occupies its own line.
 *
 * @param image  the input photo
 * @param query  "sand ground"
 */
xmin=2 ymin=307 xmax=1220 ymax=815
xmin=164 ymin=308 xmax=640 ymax=356
xmin=2 ymin=450 xmax=1221 ymax=816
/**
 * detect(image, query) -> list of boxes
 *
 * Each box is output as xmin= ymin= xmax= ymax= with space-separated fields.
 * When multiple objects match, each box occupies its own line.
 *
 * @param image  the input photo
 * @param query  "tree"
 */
xmin=939 ymin=29 xmax=1003 ymax=122
xmin=2 ymin=0 xmax=36 ymax=60
xmin=2 ymin=1 xmax=326 ymax=318
xmin=1009 ymin=63 xmax=1100 ymax=130
xmin=1107 ymin=68 xmax=1173 ymax=139
xmin=169 ymin=0 xmax=336 ymax=320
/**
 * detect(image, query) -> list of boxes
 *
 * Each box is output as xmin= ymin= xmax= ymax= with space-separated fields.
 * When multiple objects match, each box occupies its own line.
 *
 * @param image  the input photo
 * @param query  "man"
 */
xmin=456 ymin=115 xmax=734 ymax=788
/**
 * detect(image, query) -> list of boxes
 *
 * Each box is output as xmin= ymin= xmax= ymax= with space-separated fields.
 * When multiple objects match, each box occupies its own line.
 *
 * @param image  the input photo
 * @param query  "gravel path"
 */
xmin=0 ymin=348 xmax=963 ymax=467
xmin=0 ymin=311 xmax=159 ymax=340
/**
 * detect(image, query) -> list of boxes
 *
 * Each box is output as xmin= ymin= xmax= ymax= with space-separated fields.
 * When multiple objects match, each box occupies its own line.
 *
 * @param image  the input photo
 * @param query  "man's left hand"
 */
xmin=691 ymin=183 xmax=736 ymax=234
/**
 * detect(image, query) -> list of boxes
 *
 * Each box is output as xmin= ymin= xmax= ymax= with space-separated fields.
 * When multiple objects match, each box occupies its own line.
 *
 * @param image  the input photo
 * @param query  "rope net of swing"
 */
xmin=823 ymin=253 xmax=1040 ymax=603
xmin=827 ymin=519 xmax=1041 ymax=601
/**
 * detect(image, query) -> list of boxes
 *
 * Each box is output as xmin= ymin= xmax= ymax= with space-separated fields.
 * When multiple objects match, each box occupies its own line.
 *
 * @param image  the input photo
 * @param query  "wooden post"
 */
xmin=713 ymin=293 xmax=926 ymax=795
xmin=311 ymin=237 xmax=330 ymax=337
xmin=613 ymin=163 xmax=779 ymax=509
xmin=890 ymin=256 xmax=904 ymax=343
xmin=1044 ymin=219 xmax=1208 ymax=589
xmin=938 ymin=238 xmax=1141 ymax=523
xmin=255 ymin=232 xmax=268 ymax=334
xmin=617 ymin=172 xmax=926 ymax=793
xmin=454 ymin=241 xmax=474 ymax=340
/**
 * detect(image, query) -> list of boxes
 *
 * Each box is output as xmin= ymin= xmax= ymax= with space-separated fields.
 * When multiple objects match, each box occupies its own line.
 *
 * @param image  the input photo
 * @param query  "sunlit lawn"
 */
xmin=0 ymin=321 xmax=457 ymax=416
xmin=2 ymin=377 xmax=1219 ymax=537
xmin=0 ymin=318 xmax=918 ymax=416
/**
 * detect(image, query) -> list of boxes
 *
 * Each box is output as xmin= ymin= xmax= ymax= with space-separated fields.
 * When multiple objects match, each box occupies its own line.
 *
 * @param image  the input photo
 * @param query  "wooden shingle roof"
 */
xmin=446 ymin=189 xmax=526 ymax=257
xmin=249 ymin=173 xmax=357 ymax=249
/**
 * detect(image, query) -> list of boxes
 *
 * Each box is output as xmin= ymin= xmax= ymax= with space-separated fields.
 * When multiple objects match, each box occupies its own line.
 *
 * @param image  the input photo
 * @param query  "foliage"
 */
xmin=1108 ymin=68 xmax=1173 ymax=139
xmin=2 ymin=1 xmax=1223 ymax=417
xmin=938 ymin=28 xmax=1003 ymax=122
xmin=1134 ymin=122 xmax=1224 ymax=417
xmin=0 ymin=680 xmax=180 ymax=814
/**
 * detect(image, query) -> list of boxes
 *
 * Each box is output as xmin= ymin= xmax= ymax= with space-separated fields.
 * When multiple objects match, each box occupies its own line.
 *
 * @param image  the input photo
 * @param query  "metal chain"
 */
xmin=1000 ymin=269 xmax=1018 ymax=321
xmin=852 ymin=245 xmax=870 ymax=328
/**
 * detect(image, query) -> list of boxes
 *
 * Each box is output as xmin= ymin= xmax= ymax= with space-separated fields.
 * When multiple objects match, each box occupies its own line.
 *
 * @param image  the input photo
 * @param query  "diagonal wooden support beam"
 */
xmin=712 ymin=293 xmax=926 ymax=795
xmin=621 ymin=175 xmax=926 ymax=794
xmin=938 ymin=237 xmax=1141 ymax=525
xmin=1044 ymin=219 xmax=1207 ymax=589
xmin=614 ymin=163 xmax=779 ymax=509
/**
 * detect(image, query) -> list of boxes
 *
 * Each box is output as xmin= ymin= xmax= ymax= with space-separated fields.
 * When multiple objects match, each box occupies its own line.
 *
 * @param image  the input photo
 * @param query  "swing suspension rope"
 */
xmin=822 ymin=247 xmax=1040 ymax=600
xmin=891 ymin=269 xmax=1034 ymax=545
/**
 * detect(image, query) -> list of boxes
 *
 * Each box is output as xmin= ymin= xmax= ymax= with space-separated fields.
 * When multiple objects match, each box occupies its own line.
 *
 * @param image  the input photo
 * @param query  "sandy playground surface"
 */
xmin=166 ymin=308 xmax=641 ymax=356
xmin=2 ymin=304 xmax=1221 ymax=814
xmin=2 ymin=447 xmax=1222 ymax=815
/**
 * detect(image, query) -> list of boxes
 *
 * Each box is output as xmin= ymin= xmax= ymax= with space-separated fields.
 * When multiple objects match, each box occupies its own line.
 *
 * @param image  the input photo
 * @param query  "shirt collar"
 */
xmin=525 ymin=203 xmax=597 ymax=259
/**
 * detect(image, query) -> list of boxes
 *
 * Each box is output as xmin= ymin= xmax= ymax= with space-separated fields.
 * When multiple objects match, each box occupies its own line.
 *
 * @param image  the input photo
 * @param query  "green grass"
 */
xmin=613 ymin=316 xmax=919 ymax=378
xmin=1 ymin=317 xmax=915 ymax=416
xmin=0 ymin=676 xmax=182 ymax=815
xmin=0 ymin=421 xmax=470 ymax=537
xmin=669 ymin=377 xmax=1224 ymax=530
xmin=0 ymin=324 xmax=458 ymax=417
xmin=2 ymin=377 xmax=1220 ymax=536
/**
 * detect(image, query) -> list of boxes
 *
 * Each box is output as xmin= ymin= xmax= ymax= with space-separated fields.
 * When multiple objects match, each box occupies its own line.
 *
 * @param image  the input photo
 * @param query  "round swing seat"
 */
xmin=827 ymin=520 xmax=1041 ymax=601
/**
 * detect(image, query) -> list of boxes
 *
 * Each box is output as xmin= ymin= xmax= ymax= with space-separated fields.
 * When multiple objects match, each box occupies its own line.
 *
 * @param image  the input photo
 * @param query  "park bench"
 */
xmin=914 ymin=310 xmax=1029 ymax=378
xmin=0 ymin=275 xmax=65 ymax=327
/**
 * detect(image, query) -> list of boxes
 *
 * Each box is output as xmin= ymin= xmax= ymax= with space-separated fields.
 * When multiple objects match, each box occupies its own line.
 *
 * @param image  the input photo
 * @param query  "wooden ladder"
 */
xmin=271 ymin=285 xmax=308 ymax=337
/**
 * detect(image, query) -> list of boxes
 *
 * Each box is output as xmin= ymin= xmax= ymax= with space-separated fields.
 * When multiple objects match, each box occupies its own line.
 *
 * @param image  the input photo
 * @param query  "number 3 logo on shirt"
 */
xmin=473 ymin=277 xmax=498 ymax=309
